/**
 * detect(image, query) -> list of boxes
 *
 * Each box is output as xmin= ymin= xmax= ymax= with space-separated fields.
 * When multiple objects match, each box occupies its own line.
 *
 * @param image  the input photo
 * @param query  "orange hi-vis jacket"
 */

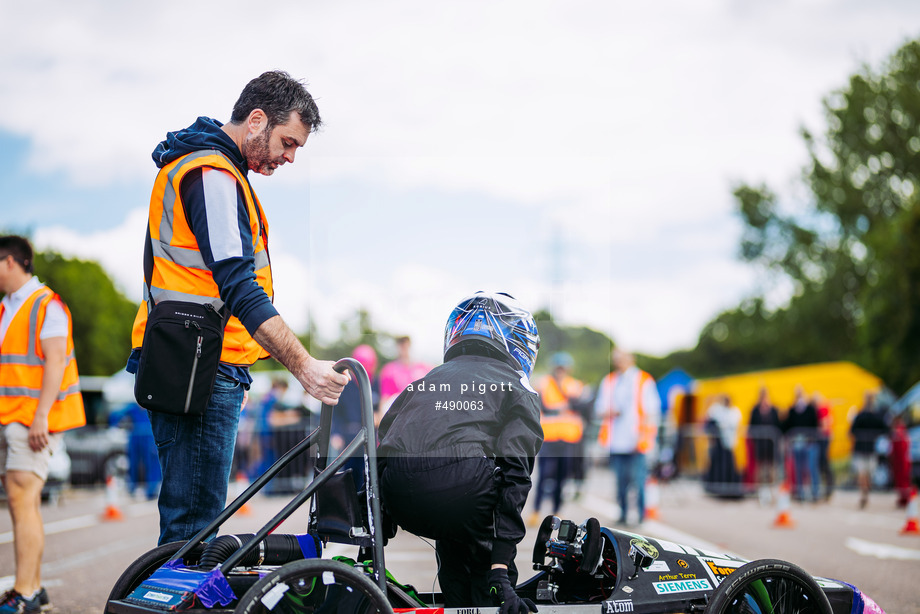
xmin=130 ymin=150 xmax=274 ymax=366
xmin=598 ymin=369 xmax=656 ymax=453
xmin=0 ymin=287 xmax=86 ymax=432
xmin=539 ymin=374 xmax=585 ymax=444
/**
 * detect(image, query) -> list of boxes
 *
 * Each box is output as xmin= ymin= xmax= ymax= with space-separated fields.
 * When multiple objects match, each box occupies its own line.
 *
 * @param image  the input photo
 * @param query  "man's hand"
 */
xmin=252 ymin=316 xmax=349 ymax=405
xmin=28 ymin=415 xmax=50 ymax=452
xmin=301 ymin=357 xmax=349 ymax=406
xmin=488 ymin=568 xmax=538 ymax=614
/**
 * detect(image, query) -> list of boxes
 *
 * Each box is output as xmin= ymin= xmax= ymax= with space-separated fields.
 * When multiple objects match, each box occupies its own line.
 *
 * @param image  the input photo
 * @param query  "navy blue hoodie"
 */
xmin=129 ymin=117 xmax=279 ymax=386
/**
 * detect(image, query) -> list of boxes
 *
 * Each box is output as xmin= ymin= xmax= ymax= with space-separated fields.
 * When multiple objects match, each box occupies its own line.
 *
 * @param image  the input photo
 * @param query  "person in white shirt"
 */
xmin=0 ymin=235 xmax=86 ymax=613
xmin=593 ymin=348 xmax=660 ymax=526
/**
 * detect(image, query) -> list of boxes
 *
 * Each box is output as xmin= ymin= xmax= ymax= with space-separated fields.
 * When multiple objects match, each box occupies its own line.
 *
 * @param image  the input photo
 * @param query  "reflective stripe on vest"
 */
xmin=0 ymin=288 xmax=86 ymax=431
xmin=131 ymin=149 xmax=274 ymax=366
xmin=599 ymin=370 xmax=655 ymax=453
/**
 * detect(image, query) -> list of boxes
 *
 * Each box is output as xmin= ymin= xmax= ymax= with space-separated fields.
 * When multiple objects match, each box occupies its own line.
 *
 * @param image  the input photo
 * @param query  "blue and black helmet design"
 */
xmin=443 ymin=291 xmax=540 ymax=377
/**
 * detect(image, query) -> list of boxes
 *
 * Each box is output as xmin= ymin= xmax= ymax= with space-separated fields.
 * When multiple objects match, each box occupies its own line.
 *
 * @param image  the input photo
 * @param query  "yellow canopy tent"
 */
xmin=670 ymin=361 xmax=884 ymax=474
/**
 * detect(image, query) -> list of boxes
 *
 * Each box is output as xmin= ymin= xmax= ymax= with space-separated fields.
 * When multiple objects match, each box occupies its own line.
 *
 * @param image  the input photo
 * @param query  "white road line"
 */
xmin=0 ymin=502 xmax=157 ymax=545
xmin=845 ymin=537 xmax=920 ymax=561
xmin=0 ymin=515 xmax=97 ymax=544
xmin=0 ymin=534 xmax=152 ymax=592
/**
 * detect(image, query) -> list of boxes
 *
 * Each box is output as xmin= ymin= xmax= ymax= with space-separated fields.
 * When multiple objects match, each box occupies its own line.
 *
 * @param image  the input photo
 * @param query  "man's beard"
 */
xmin=245 ymin=129 xmax=278 ymax=175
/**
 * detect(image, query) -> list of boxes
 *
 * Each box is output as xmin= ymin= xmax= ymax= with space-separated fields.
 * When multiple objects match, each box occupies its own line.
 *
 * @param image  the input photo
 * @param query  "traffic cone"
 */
xmin=233 ymin=472 xmax=253 ymax=517
xmin=772 ymin=482 xmax=795 ymax=528
xmin=101 ymin=475 xmax=124 ymax=521
xmin=645 ymin=477 xmax=661 ymax=521
xmin=900 ymin=487 xmax=920 ymax=535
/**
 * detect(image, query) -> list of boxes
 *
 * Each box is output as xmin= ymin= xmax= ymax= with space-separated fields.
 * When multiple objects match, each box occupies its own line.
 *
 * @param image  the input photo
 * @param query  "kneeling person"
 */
xmin=378 ymin=292 xmax=543 ymax=613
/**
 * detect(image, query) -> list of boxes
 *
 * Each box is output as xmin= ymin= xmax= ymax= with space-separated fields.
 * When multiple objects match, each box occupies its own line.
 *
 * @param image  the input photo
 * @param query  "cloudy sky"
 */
xmin=2 ymin=0 xmax=919 ymax=365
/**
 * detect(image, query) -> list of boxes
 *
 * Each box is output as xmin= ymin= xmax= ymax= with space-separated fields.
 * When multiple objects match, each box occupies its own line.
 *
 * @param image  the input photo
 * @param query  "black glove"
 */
xmin=488 ymin=568 xmax=538 ymax=614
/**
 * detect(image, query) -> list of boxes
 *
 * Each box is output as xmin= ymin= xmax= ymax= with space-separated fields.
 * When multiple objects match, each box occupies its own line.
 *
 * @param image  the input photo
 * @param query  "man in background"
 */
xmin=594 ymin=348 xmax=660 ymax=526
xmin=850 ymin=391 xmax=889 ymax=509
xmin=530 ymin=352 xmax=585 ymax=524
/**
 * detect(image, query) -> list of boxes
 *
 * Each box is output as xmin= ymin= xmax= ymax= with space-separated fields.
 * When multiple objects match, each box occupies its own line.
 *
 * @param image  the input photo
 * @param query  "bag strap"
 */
xmin=143 ymin=226 xmax=154 ymax=315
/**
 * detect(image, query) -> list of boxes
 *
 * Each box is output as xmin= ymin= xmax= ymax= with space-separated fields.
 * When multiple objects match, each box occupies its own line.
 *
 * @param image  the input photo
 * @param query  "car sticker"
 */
xmin=698 ymin=556 xmax=744 ymax=586
xmin=604 ymin=599 xmax=635 ymax=612
xmin=652 ymin=579 xmax=713 ymax=595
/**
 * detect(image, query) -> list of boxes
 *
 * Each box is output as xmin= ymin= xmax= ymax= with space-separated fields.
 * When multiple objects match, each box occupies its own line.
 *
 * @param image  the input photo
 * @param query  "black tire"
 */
xmin=234 ymin=558 xmax=394 ymax=614
xmin=104 ymin=541 xmax=203 ymax=613
xmin=706 ymin=558 xmax=833 ymax=614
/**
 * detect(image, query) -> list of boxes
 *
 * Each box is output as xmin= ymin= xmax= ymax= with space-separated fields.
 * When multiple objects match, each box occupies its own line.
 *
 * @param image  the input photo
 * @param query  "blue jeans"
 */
xmin=534 ymin=441 xmax=574 ymax=514
xmin=610 ymin=452 xmax=647 ymax=524
xmin=792 ymin=441 xmax=820 ymax=502
xmin=150 ymin=375 xmax=243 ymax=545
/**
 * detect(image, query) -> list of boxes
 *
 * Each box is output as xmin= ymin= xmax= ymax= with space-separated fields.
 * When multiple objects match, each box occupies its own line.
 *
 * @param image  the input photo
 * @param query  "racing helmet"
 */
xmin=443 ymin=291 xmax=540 ymax=377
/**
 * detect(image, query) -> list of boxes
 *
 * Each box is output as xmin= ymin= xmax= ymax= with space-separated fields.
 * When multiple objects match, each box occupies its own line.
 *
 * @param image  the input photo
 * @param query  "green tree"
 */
xmin=33 ymin=251 xmax=138 ymax=376
xmin=680 ymin=38 xmax=920 ymax=393
xmin=532 ymin=310 xmax=614 ymax=386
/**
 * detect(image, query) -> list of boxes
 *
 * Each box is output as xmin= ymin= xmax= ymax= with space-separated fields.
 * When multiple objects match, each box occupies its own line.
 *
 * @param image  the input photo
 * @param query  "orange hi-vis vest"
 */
xmin=539 ymin=374 xmax=584 ymax=443
xmin=598 ymin=369 xmax=656 ymax=453
xmin=0 ymin=287 xmax=86 ymax=432
xmin=131 ymin=150 xmax=274 ymax=366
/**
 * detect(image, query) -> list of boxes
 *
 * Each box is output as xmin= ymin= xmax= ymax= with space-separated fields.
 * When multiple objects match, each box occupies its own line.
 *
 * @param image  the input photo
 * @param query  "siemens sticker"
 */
xmin=652 ymin=579 xmax=713 ymax=595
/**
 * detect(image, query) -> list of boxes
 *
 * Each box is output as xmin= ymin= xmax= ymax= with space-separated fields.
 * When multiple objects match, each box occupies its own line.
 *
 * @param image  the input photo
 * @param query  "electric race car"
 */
xmin=104 ymin=359 xmax=886 ymax=614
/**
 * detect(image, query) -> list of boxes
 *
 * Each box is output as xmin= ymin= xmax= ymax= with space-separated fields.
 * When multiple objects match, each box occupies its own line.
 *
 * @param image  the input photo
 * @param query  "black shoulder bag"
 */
xmin=134 ymin=229 xmax=228 ymax=415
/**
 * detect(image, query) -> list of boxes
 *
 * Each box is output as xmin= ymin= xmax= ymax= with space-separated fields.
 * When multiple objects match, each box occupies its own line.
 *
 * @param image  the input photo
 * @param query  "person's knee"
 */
xmin=4 ymin=471 xmax=43 ymax=514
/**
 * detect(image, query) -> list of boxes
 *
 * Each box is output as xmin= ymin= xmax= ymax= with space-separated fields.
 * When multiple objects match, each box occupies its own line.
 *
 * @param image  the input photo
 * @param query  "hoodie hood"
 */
xmin=151 ymin=116 xmax=247 ymax=173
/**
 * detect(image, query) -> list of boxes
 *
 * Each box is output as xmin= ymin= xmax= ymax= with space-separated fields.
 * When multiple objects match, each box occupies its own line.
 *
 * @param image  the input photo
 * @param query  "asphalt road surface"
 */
xmin=2 ymin=467 xmax=918 ymax=613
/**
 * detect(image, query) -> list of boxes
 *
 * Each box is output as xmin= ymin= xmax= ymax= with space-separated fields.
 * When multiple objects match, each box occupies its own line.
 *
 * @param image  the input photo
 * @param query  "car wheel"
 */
xmin=705 ymin=558 xmax=832 ymax=614
xmin=233 ymin=558 xmax=393 ymax=614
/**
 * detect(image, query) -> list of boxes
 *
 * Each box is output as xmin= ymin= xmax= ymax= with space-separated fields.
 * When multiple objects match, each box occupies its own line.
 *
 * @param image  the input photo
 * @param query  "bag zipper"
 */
xmin=184 ymin=320 xmax=202 ymax=414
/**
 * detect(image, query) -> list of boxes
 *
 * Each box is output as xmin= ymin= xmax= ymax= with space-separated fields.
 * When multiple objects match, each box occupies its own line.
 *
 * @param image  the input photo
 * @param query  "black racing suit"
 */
xmin=377 ymin=354 xmax=544 ymax=607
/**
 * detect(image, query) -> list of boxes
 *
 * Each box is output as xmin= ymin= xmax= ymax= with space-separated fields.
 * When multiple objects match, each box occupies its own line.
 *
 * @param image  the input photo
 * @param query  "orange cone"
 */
xmin=233 ymin=472 xmax=253 ymax=517
xmin=900 ymin=487 xmax=920 ymax=535
xmin=772 ymin=482 xmax=795 ymax=528
xmin=101 ymin=475 xmax=124 ymax=521
xmin=645 ymin=477 xmax=661 ymax=520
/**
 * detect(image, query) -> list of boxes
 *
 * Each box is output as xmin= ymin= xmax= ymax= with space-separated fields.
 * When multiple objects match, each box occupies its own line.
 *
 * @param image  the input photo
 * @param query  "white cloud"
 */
xmin=6 ymin=0 xmax=920 ymax=358
xmin=33 ymin=208 xmax=147 ymax=298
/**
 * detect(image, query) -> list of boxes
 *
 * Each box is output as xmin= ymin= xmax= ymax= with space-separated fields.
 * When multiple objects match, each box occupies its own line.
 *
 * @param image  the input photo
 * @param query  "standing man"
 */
xmin=128 ymin=71 xmax=348 ymax=545
xmin=593 ymin=348 xmax=660 ymax=526
xmin=781 ymin=386 xmax=820 ymax=502
xmin=850 ymin=391 xmax=889 ymax=509
xmin=530 ymin=352 xmax=585 ymax=524
xmin=0 ymin=235 xmax=86 ymax=614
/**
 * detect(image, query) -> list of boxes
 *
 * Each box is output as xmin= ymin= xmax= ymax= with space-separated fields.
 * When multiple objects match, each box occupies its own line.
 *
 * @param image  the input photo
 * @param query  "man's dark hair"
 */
xmin=0 ymin=235 xmax=34 ymax=274
xmin=230 ymin=70 xmax=322 ymax=132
